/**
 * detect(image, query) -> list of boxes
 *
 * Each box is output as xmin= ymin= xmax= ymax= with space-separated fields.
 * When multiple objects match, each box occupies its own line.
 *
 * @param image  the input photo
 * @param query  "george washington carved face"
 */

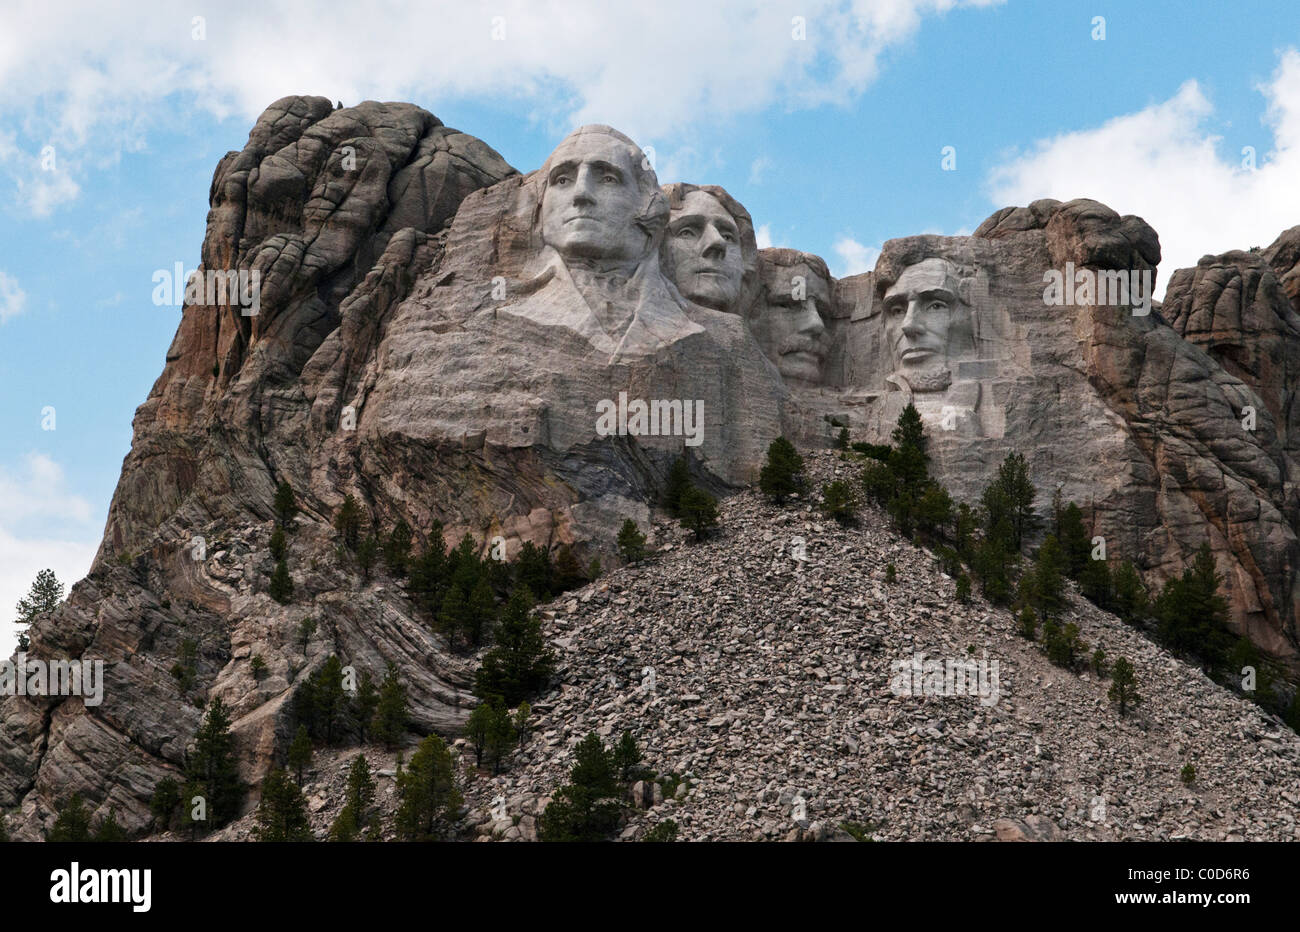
xmin=539 ymin=129 xmax=658 ymax=263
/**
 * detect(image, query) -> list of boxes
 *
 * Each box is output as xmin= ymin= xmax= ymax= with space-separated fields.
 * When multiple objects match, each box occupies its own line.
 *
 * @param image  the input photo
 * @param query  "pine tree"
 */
xmin=1079 ymin=556 xmax=1113 ymax=609
xmin=759 ymin=437 xmax=804 ymax=503
xmin=186 ymin=698 xmax=244 ymax=826
xmin=834 ymin=426 xmax=850 ymax=450
xmin=149 ymin=777 xmax=182 ymax=831
xmin=538 ymin=733 xmax=624 ymax=842
xmin=1030 ymin=534 xmax=1067 ymax=621
xmin=617 ymin=519 xmax=647 ymax=563
xmin=47 ymin=793 xmax=93 ymax=842
xmin=437 ymin=585 xmax=470 ymax=645
xmin=612 ymin=730 xmax=642 ymax=782
xmin=409 ymin=523 xmax=449 ymax=614
xmin=297 ymin=617 xmax=317 ymax=652
xmin=485 ymin=702 xmax=517 ymax=773
xmin=513 ymin=701 xmax=532 ymax=748
xmin=915 ymin=483 xmax=953 ymax=540
xmin=287 ymin=725 xmax=313 ymax=786
xmin=269 ymin=559 xmax=294 ymax=604
xmin=955 ymin=573 xmax=972 ymax=604
xmin=1108 ymin=657 xmax=1141 ymax=716
xmin=553 ymin=544 xmax=586 ymax=592
xmin=1112 ymin=560 xmax=1147 ymax=624
xmin=356 ymin=535 xmax=379 ymax=582
xmin=395 ymin=735 xmax=462 ymax=841
xmin=1155 ymin=543 xmax=1232 ymax=667
xmin=981 ymin=453 xmax=1039 ymax=552
xmin=354 ymin=671 xmax=379 ymax=743
xmin=372 ymin=664 xmax=409 ymax=750
xmin=679 ymin=485 xmax=719 ymax=541
xmin=662 ymin=456 xmax=693 ymax=516
xmin=385 ymin=519 xmax=413 ymax=578
xmin=474 ymin=588 xmax=554 ymax=707
xmin=14 ymin=568 xmax=64 ymax=650
xmin=465 ymin=703 xmax=492 ymax=768
xmin=1057 ymin=503 xmax=1091 ymax=578
xmin=513 ymin=541 xmax=553 ymax=600
xmin=253 ymin=768 xmax=312 ymax=842
xmin=92 ymin=810 xmax=128 ymax=842
xmin=274 ymin=480 xmax=297 ymax=528
xmin=269 ymin=525 xmax=288 ymax=562
xmin=341 ymin=754 xmax=375 ymax=833
xmin=972 ymin=533 xmax=1014 ymax=605
xmin=820 ymin=480 xmax=859 ymax=523
xmin=335 ymin=494 xmax=363 ymax=551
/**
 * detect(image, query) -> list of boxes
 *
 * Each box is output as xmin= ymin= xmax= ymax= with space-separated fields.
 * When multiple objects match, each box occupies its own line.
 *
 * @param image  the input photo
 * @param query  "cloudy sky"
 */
xmin=1 ymin=0 xmax=1298 ymax=651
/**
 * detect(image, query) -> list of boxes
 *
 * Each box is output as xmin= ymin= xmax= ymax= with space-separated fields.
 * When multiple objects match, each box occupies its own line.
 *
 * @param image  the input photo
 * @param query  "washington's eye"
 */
xmin=601 ymin=172 xmax=620 ymax=184
xmin=722 ymin=232 xmax=736 ymax=243
xmin=553 ymin=174 xmax=572 ymax=186
xmin=676 ymin=227 xmax=697 ymax=238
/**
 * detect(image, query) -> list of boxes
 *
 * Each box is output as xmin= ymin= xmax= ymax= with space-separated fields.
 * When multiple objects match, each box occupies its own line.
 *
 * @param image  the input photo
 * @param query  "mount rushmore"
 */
xmin=3 ymin=95 xmax=1300 ymax=835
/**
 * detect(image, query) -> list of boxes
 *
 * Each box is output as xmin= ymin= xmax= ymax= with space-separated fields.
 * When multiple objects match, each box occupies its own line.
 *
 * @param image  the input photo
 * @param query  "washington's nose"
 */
xmin=571 ymin=165 xmax=598 ymax=204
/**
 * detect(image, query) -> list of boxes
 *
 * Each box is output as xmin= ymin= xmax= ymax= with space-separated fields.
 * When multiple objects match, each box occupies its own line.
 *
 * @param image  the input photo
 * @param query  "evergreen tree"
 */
xmin=679 ymin=485 xmax=719 ymax=541
xmin=92 ymin=810 xmax=128 ymax=842
xmin=269 ymin=525 xmax=288 ymax=562
xmin=981 ymin=452 xmax=1039 ymax=552
xmin=1057 ymin=503 xmax=1091 ymax=578
xmin=295 ymin=655 xmax=350 ymax=745
xmin=1029 ymin=534 xmax=1067 ymax=622
xmin=1079 ymin=557 xmax=1113 ymax=609
xmin=185 ymin=698 xmax=244 ymax=826
xmin=384 ymin=519 xmax=413 ymax=578
xmin=972 ymin=533 xmax=1015 ymax=605
xmin=340 ymin=754 xmax=375 ymax=835
xmin=149 ymin=777 xmax=182 ymax=831
xmin=1017 ymin=605 xmax=1038 ymax=639
xmin=514 ymin=541 xmax=553 ymax=600
xmin=513 ymin=701 xmax=532 ymax=748
xmin=297 ymin=617 xmax=317 ymax=652
xmin=357 ymin=535 xmax=379 ymax=582
xmin=587 ymin=557 xmax=602 ymax=581
xmin=269 ymin=559 xmax=294 ymax=604
xmin=474 ymin=588 xmax=554 ymax=707
xmin=394 ymin=735 xmax=462 ymax=841
xmin=888 ymin=404 xmax=929 ymax=491
xmin=485 ymin=701 xmax=517 ymax=773
xmin=759 ymin=436 xmax=805 ymax=503
xmin=820 ymin=479 xmax=859 ymax=524
xmin=1155 ymin=543 xmax=1232 ymax=667
xmin=47 ymin=793 xmax=93 ymax=842
xmin=662 ymin=456 xmax=693 ymax=516
xmin=860 ymin=457 xmax=897 ymax=507
xmin=14 ymin=568 xmax=64 ymax=650
xmin=1044 ymin=620 xmax=1086 ymax=670
xmin=334 ymin=494 xmax=363 ymax=551
xmin=617 ymin=519 xmax=647 ymax=563
xmin=1112 ymin=560 xmax=1147 ymax=624
xmin=612 ymin=730 xmax=643 ymax=782
xmin=1108 ymin=657 xmax=1141 ymax=716
xmin=834 ymin=426 xmax=850 ymax=450
xmin=409 ymin=523 xmax=449 ymax=614
xmin=253 ymin=768 xmax=312 ymax=842
xmin=465 ymin=702 xmax=492 ymax=768
xmin=553 ymin=544 xmax=586 ymax=592
xmin=437 ymin=585 xmax=470 ymax=645
xmin=354 ymin=671 xmax=379 ymax=743
xmin=538 ymin=733 xmax=624 ymax=842
xmin=372 ymin=664 xmax=409 ymax=750
xmin=955 ymin=573 xmax=972 ymax=604
xmin=273 ymin=480 xmax=297 ymax=528
xmin=329 ymin=802 xmax=360 ymax=843
xmin=915 ymin=483 xmax=953 ymax=540
xmin=287 ymin=725 xmax=313 ymax=786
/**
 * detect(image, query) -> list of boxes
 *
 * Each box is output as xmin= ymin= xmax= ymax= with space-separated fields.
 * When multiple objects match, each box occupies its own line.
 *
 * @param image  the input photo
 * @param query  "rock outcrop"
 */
xmin=4 ymin=100 xmax=1300 ymax=840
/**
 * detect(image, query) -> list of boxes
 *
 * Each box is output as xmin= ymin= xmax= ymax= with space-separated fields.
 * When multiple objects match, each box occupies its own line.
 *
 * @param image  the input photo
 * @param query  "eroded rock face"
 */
xmin=3 ymin=101 xmax=1299 ymax=842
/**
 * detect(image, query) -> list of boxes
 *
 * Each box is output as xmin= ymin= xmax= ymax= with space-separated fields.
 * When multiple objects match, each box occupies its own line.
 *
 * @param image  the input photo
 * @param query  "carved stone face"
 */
xmin=752 ymin=260 xmax=829 ymax=384
xmin=882 ymin=258 xmax=963 ymax=384
xmin=540 ymin=132 xmax=647 ymax=262
xmin=667 ymin=190 xmax=745 ymax=312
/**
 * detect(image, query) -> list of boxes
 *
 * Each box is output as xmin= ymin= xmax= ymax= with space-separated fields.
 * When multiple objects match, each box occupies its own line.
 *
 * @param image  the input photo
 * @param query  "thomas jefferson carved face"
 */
xmin=882 ymin=258 xmax=963 ymax=383
xmin=540 ymin=131 xmax=649 ymax=262
xmin=667 ymin=190 xmax=745 ymax=312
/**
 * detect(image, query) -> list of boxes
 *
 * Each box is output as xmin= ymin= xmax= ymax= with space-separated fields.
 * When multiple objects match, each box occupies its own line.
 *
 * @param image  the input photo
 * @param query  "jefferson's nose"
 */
xmin=700 ymin=224 xmax=727 ymax=259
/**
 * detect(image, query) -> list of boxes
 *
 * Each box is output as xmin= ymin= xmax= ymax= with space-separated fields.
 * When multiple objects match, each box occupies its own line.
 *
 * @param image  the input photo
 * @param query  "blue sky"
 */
xmin=2 ymin=0 xmax=1298 ymax=649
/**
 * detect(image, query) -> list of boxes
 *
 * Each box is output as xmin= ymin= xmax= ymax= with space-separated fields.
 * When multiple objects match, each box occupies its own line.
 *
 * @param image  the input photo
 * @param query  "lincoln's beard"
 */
xmin=895 ymin=364 xmax=952 ymax=393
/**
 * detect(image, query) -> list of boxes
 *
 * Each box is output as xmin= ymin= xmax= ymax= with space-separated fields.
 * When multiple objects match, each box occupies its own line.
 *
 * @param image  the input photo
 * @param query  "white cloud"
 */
xmin=0 ymin=271 xmax=26 ymax=322
xmin=988 ymin=49 xmax=1300 ymax=298
xmin=0 ymin=454 xmax=100 ymax=655
xmin=749 ymin=156 xmax=773 ymax=186
xmin=755 ymin=224 xmax=775 ymax=249
xmin=833 ymin=235 xmax=880 ymax=276
xmin=0 ymin=0 xmax=1001 ymax=214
